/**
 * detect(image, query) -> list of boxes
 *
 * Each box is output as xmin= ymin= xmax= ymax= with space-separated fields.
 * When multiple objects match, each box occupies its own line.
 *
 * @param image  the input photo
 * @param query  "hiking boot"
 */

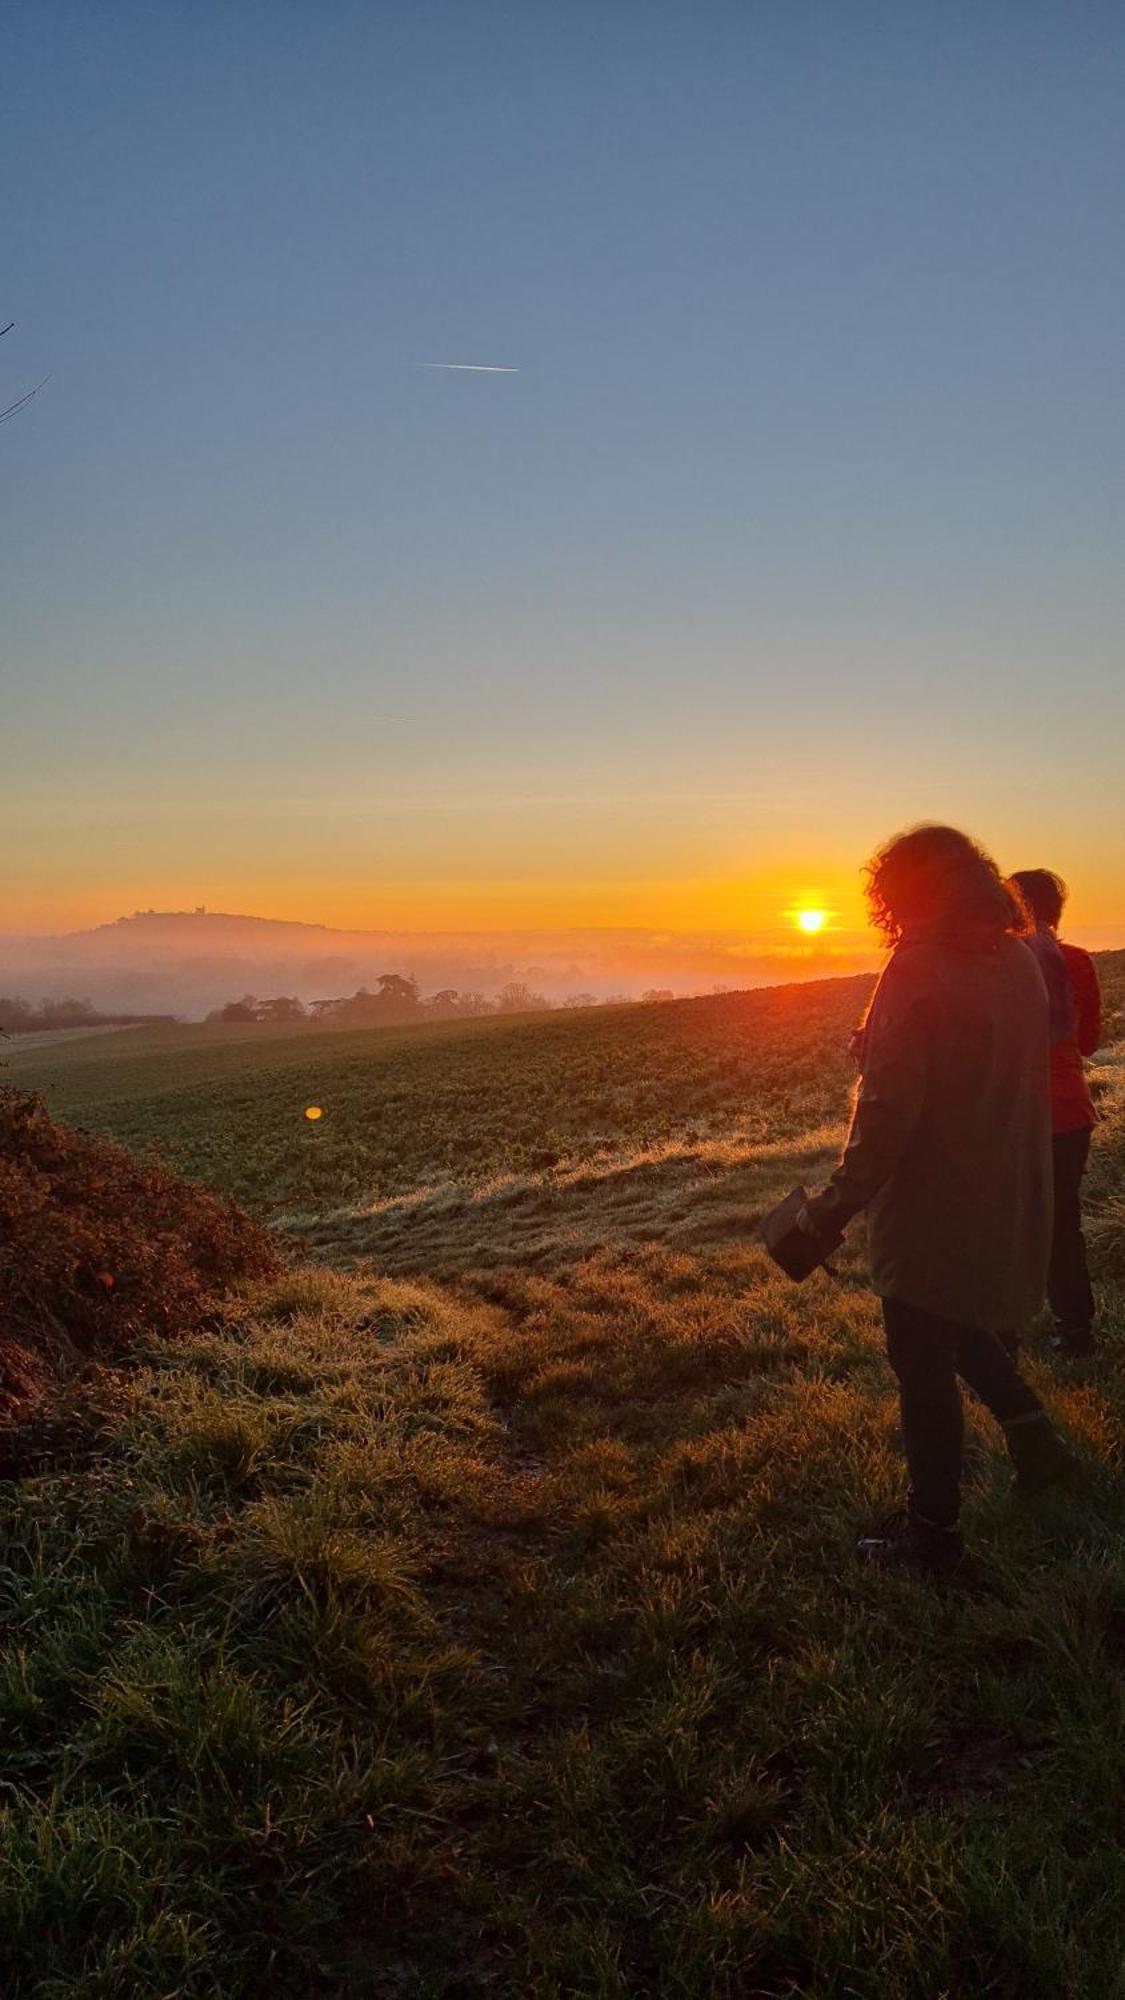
xmin=857 ymin=1507 xmax=965 ymax=1577
xmin=1004 ymin=1412 xmax=1082 ymax=1495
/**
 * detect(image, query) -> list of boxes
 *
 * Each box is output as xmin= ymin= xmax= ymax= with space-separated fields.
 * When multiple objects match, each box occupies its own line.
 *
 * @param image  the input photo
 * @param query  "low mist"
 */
xmin=0 ymin=909 xmax=880 ymax=1022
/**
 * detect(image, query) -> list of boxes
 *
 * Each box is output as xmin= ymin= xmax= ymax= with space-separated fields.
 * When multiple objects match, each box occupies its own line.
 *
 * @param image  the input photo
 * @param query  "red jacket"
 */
xmin=1051 ymin=941 xmax=1101 ymax=1132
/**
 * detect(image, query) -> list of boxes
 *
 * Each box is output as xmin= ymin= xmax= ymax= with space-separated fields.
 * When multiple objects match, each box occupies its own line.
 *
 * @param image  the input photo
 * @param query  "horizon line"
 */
xmin=1 ymin=908 xmax=882 ymax=948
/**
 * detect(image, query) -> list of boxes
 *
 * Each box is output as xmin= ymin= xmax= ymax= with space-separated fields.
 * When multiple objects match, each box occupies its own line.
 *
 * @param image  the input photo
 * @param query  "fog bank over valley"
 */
xmin=0 ymin=909 xmax=880 ymax=1020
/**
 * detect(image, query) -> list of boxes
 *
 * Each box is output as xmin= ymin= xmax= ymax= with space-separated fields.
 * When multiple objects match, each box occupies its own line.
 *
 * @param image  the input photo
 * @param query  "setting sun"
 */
xmin=795 ymin=909 xmax=828 ymax=934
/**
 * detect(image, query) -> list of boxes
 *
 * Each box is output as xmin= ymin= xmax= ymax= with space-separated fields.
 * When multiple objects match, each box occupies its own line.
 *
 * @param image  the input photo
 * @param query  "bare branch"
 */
xmin=0 ymin=374 xmax=50 ymax=424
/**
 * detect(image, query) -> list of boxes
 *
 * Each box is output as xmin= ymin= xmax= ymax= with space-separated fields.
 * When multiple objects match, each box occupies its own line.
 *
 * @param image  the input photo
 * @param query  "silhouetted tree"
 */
xmin=305 ymin=977 xmax=423 ymax=1027
xmin=1 ymin=996 xmax=169 ymax=1032
xmin=257 ymin=996 xmax=305 ymax=1024
xmin=376 ymin=973 xmax=420 ymax=1012
xmin=496 ymin=981 xmax=550 ymax=1014
xmin=40 ymin=998 xmax=99 ymax=1028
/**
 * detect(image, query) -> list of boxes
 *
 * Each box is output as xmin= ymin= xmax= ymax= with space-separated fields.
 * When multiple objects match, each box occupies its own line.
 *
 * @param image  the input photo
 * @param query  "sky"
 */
xmin=3 ymin=1 xmax=1123 ymax=948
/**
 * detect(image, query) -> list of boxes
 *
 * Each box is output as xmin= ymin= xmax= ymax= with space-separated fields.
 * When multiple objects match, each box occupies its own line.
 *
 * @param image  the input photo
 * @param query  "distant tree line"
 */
xmin=206 ymin=977 xmax=682 ymax=1027
xmin=0 ymin=996 xmax=175 ymax=1035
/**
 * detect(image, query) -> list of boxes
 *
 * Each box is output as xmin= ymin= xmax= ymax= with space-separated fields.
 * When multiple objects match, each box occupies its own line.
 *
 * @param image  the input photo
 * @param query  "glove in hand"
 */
xmin=761 ymin=1186 xmax=842 ymax=1281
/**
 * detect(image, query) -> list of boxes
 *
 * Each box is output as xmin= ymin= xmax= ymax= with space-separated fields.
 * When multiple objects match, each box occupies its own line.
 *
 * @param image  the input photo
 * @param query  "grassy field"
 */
xmin=2 ymin=977 xmax=875 ymax=1234
xmin=3 ymin=960 xmax=1125 ymax=1996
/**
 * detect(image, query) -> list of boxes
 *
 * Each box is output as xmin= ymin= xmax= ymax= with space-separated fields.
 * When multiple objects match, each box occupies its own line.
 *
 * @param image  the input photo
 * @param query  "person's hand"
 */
xmin=799 ymin=1194 xmax=845 ymax=1260
xmin=761 ymin=1187 xmax=843 ymax=1281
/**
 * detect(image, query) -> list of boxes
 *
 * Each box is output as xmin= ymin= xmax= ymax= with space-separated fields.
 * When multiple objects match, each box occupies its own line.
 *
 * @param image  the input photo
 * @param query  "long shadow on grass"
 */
xmin=286 ymin=1124 xmax=846 ymax=1281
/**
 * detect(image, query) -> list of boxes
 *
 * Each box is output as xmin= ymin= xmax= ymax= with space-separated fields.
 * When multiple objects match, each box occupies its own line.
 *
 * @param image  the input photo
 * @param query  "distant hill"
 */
xmin=0 ymin=907 xmax=881 ymax=1020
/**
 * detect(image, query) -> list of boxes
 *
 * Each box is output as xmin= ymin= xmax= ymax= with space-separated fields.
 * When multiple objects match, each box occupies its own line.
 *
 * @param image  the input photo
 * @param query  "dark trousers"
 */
xmin=882 ymin=1297 xmax=1045 ymax=1528
xmin=1049 ymin=1128 xmax=1095 ymax=1335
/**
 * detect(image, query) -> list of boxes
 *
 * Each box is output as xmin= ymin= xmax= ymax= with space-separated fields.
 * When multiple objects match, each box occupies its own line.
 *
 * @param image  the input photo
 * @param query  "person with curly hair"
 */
xmin=780 ymin=825 xmax=1078 ymax=1575
xmin=1009 ymin=867 xmax=1101 ymax=1357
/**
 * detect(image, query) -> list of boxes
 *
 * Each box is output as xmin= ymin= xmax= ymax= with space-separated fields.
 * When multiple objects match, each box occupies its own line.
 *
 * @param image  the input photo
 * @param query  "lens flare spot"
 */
xmin=304 ymin=1105 xmax=324 ymax=1121
xmin=796 ymin=909 xmax=827 ymax=934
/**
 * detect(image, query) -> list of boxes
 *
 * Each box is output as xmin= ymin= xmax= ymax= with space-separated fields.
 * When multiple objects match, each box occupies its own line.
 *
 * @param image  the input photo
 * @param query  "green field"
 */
xmin=4 ymin=978 xmax=874 ymax=1260
xmin=4 ymin=961 xmax=1125 ymax=1996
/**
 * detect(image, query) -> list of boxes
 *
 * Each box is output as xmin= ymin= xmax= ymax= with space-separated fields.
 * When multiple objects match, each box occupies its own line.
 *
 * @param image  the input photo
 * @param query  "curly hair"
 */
xmin=1008 ymin=867 xmax=1067 ymax=929
xmin=865 ymin=824 xmax=1027 ymax=947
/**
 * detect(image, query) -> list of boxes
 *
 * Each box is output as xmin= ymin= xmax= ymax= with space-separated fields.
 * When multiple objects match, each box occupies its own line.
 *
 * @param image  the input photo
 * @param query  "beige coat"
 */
xmin=806 ymin=930 xmax=1052 ymax=1331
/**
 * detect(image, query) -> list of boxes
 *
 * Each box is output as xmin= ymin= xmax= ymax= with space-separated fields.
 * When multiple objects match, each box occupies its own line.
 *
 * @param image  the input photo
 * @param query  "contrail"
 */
xmin=419 ymin=361 xmax=520 ymax=373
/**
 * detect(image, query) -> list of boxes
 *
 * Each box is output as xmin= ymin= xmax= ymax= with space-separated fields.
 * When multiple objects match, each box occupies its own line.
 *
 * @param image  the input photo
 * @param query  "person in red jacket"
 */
xmin=1010 ymin=869 xmax=1101 ymax=1357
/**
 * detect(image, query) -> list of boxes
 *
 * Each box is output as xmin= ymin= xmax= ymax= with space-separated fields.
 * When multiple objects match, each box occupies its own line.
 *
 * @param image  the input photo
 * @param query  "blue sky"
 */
xmin=3 ymin=2 xmax=1123 ymax=937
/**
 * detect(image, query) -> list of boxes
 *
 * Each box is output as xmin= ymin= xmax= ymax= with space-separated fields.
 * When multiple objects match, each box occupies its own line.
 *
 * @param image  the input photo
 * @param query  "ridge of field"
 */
xmin=2 ymin=975 xmax=878 ymax=1219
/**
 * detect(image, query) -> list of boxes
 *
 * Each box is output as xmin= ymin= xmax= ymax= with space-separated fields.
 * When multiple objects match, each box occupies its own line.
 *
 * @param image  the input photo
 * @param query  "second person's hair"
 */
xmin=1008 ymin=868 xmax=1067 ymax=929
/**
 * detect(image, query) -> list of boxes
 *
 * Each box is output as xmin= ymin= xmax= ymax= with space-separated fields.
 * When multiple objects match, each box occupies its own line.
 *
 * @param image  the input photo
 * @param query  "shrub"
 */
xmin=0 ymin=1088 xmax=279 ymax=1409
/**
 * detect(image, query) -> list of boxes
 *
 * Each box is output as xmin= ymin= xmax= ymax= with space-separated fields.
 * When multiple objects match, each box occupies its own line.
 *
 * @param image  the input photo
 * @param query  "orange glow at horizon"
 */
xmin=0 ymin=862 xmax=872 ymax=939
xmin=6 ymin=854 xmax=1118 ymax=948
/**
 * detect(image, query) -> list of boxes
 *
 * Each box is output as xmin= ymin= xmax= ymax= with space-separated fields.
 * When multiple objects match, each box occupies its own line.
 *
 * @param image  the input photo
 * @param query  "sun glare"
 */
xmin=795 ymin=909 xmax=827 ymax=934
